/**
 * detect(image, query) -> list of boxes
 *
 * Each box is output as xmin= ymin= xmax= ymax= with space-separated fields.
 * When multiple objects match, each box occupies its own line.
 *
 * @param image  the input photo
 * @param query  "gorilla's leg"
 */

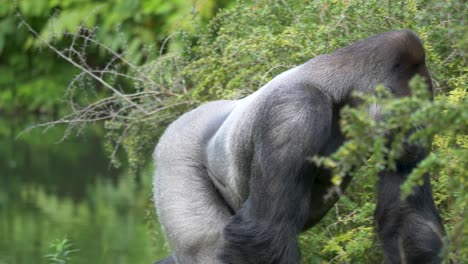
xmin=154 ymin=162 xmax=232 ymax=264
xmin=375 ymin=171 xmax=444 ymax=263
xmin=220 ymin=86 xmax=334 ymax=264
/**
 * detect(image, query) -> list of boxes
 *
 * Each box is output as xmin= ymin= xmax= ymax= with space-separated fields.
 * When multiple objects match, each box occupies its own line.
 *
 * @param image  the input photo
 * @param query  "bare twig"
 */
xmin=17 ymin=12 xmax=148 ymax=114
xmin=16 ymin=11 xmax=196 ymax=148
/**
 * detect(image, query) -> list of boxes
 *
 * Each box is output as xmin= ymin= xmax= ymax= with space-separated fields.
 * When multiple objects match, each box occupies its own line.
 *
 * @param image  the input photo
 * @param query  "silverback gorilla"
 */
xmin=153 ymin=30 xmax=444 ymax=264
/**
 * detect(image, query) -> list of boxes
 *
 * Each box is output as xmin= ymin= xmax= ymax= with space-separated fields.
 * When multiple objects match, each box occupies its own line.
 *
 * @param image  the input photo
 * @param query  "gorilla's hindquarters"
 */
xmin=153 ymin=100 xmax=238 ymax=264
xmin=154 ymin=160 xmax=231 ymax=264
xmin=153 ymin=100 xmax=237 ymax=264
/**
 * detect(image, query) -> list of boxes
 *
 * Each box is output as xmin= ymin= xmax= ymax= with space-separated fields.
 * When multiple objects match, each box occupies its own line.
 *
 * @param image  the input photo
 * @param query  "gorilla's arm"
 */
xmin=376 ymin=171 xmax=444 ymax=264
xmin=376 ymin=145 xmax=444 ymax=263
xmin=220 ymin=84 xmax=333 ymax=264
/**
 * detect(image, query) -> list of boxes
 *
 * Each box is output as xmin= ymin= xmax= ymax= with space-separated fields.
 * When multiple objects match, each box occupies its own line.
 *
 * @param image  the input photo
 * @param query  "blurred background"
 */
xmin=0 ymin=1 xmax=231 ymax=263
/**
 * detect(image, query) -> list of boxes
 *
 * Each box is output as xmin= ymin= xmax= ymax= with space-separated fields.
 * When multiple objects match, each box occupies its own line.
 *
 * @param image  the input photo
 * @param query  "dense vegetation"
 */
xmin=0 ymin=0 xmax=230 ymax=114
xmin=4 ymin=0 xmax=466 ymax=263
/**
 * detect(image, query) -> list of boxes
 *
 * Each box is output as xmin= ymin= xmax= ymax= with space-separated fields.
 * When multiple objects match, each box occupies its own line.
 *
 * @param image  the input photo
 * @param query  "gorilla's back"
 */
xmin=155 ymin=64 xmax=308 ymax=211
xmin=205 ymin=66 xmax=308 ymax=209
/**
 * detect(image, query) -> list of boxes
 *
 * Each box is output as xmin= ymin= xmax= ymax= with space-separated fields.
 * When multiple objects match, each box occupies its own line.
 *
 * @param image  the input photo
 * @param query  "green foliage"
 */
xmin=0 ymin=0 xmax=230 ymax=114
xmin=313 ymin=76 xmax=467 ymax=262
xmin=45 ymin=237 xmax=77 ymax=264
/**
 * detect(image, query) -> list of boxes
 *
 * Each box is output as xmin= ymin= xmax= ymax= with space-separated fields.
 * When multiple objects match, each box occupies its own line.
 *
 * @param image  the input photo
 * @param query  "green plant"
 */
xmin=311 ymin=76 xmax=467 ymax=262
xmin=45 ymin=237 xmax=78 ymax=264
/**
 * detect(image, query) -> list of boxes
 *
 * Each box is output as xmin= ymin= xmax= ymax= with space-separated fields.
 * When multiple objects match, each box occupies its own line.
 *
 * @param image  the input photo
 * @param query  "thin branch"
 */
xmin=17 ymin=12 xmax=148 ymax=114
xmin=62 ymin=32 xmax=176 ymax=96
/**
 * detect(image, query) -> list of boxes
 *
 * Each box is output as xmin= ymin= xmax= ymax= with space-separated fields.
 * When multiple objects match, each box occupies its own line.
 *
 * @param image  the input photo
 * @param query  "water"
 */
xmin=0 ymin=117 xmax=169 ymax=264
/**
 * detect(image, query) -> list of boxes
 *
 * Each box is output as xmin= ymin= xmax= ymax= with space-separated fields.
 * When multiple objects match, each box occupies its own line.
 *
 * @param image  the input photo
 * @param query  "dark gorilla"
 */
xmin=153 ymin=30 xmax=444 ymax=264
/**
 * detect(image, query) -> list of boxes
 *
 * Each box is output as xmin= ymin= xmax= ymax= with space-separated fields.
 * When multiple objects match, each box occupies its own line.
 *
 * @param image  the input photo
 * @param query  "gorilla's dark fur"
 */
xmin=153 ymin=30 xmax=444 ymax=264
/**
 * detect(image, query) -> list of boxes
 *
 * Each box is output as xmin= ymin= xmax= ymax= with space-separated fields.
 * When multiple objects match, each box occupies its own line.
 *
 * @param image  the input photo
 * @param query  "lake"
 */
xmin=0 ymin=117 xmax=169 ymax=264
